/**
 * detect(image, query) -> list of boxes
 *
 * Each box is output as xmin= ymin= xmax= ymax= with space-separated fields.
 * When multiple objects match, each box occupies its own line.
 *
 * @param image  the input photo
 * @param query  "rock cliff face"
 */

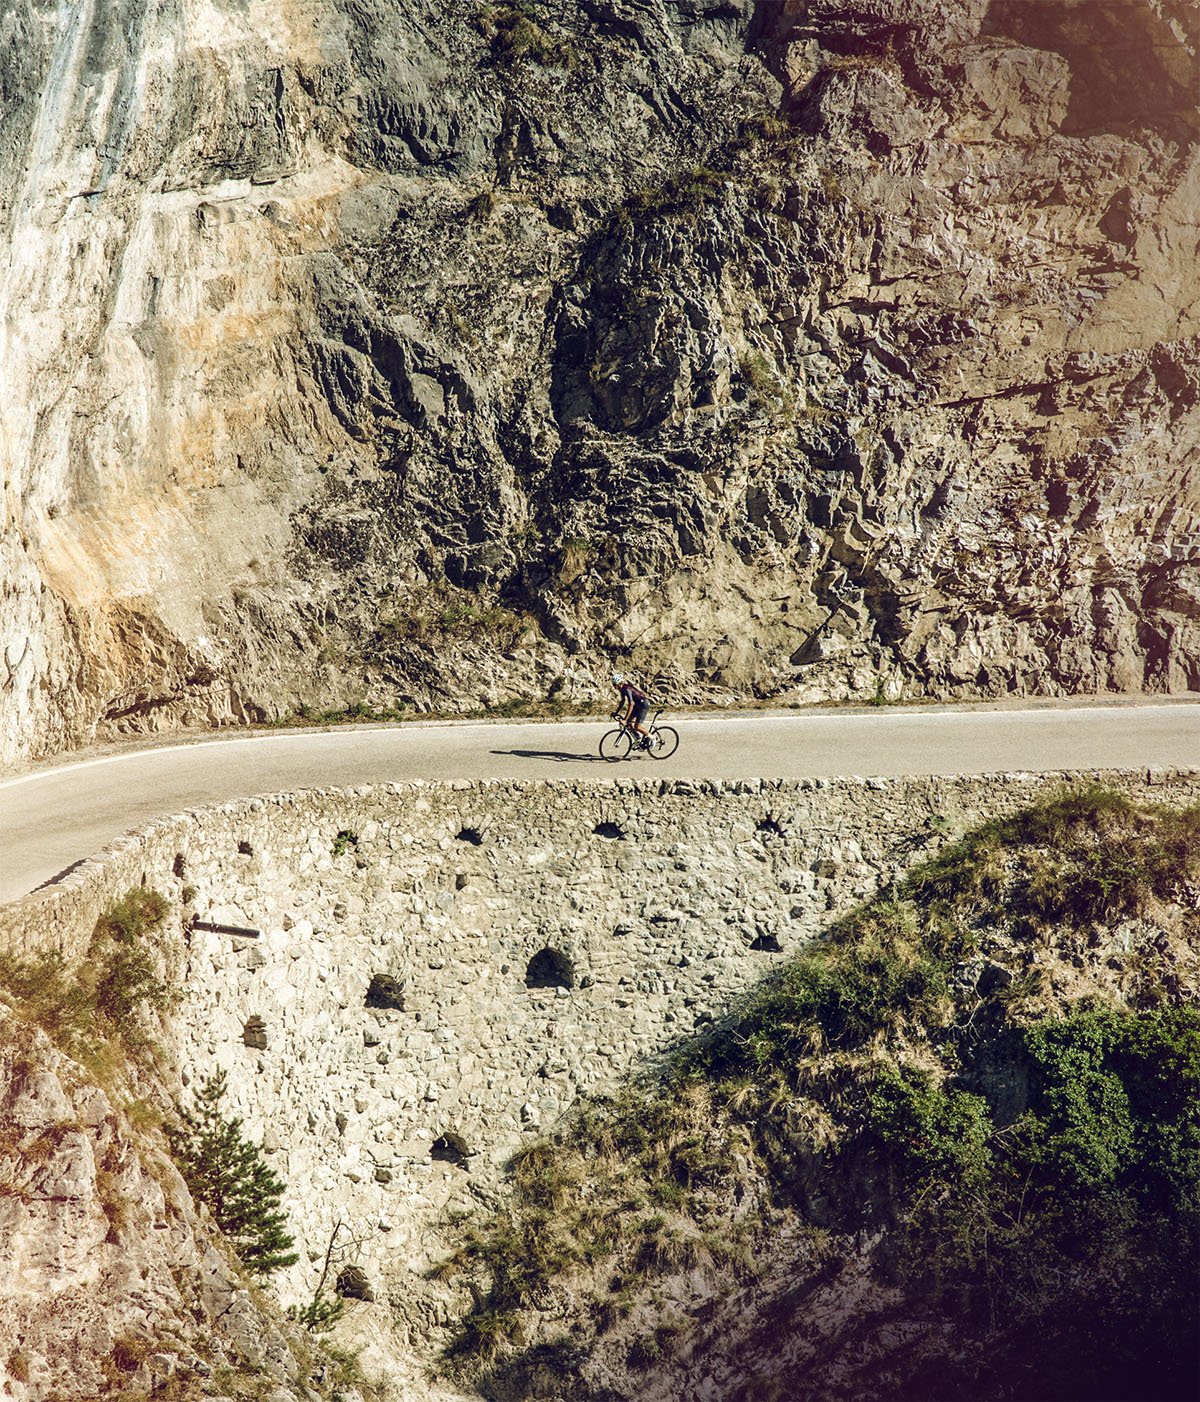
xmin=0 ymin=1012 xmax=318 ymax=1400
xmin=2 ymin=0 xmax=1198 ymax=761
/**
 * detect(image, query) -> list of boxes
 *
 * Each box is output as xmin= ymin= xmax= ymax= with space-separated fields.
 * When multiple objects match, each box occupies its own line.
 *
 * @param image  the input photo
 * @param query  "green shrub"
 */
xmin=95 ymin=943 xmax=164 ymax=1027
xmin=1015 ymin=1005 xmax=1200 ymax=1208
xmin=331 ymin=829 xmax=359 ymax=857
xmin=693 ymin=899 xmax=950 ymax=1078
xmin=0 ymin=951 xmax=94 ymax=1050
xmin=94 ymin=889 xmax=169 ymax=944
xmin=168 ymin=1071 xmax=298 ymax=1275
xmin=861 ymin=1065 xmax=992 ymax=1187
xmin=879 ymin=1005 xmax=1200 ymax=1398
xmin=476 ymin=3 xmax=572 ymax=68
xmin=289 ymin=1292 xmax=344 ymax=1333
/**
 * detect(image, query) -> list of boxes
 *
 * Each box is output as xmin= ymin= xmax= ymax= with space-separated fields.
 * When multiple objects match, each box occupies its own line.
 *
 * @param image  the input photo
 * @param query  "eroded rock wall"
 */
xmin=0 ymin=1012 xmax=320 ymax=1400
xmin=2 ymin=0 xmax=1198 ymax=762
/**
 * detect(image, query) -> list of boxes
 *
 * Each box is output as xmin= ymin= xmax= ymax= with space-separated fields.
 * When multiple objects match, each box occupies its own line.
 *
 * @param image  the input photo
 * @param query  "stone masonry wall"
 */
xmin=2 ymin=768 xmax=1198 ymax=1321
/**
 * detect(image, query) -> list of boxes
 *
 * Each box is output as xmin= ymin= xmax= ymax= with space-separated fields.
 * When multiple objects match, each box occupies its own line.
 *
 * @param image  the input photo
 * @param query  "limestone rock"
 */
xmin=0 ymin=0 xmax=1197 ymax=763
xmin=0 ymin=1013 xmax=314 ymax=1399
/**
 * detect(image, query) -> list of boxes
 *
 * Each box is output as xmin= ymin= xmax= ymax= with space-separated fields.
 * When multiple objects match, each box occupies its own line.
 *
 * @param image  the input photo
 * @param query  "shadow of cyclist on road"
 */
xmin=489 ymin=748 xmax=603 ymax=763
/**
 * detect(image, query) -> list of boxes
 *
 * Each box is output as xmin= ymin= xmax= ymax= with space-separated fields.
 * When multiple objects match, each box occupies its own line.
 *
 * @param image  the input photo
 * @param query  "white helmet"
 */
xmin=611 ymin=671 xmax=624 ymax=684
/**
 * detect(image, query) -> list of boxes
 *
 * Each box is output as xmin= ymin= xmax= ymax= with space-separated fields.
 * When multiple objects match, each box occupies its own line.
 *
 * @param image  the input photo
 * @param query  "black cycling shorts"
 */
xmin=632 ymin=699 xmax=649 ymax=725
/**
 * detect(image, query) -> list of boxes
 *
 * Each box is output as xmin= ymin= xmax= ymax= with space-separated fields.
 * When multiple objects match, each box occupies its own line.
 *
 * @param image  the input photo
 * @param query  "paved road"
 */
xmin=1 ymin=704 xmax=1197 ymax=905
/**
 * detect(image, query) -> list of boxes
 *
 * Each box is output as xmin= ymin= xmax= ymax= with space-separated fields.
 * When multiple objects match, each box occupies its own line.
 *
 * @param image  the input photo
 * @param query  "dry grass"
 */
xmin=0 ymin=888 xmax=170 ymax=1078
xmin=375 ymin=582 xmax=535 ymax=654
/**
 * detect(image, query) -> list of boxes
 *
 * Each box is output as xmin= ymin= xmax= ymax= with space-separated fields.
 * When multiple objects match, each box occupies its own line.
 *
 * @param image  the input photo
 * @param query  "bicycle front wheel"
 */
xmin=599 ymin=728 xmax=632 ymax=761
xmin=648 ymin=726 xmax=679 ymax=759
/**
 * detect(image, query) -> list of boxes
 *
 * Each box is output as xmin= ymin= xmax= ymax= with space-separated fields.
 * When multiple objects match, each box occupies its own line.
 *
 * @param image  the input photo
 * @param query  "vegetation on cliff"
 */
xmin=167 ymin=1070 xmax=299 ymax=1276
xmin=439 ymin=788 xmax=1200 ymax=1400
xmin=0 ymin=888 xmax=170 ymax=1072
xmin=0 ymin=893 xmax=366 ymax=1401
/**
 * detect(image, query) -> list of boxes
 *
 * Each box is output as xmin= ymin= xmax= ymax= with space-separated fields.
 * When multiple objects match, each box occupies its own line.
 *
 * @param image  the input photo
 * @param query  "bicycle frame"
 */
xmin=617 ymin=707 xmax=662 ymax=737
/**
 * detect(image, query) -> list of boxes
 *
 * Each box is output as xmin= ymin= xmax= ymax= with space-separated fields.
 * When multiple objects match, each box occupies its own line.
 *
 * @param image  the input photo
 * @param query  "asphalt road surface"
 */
xmin=1 ymin=703 xmax=1197 ymax=905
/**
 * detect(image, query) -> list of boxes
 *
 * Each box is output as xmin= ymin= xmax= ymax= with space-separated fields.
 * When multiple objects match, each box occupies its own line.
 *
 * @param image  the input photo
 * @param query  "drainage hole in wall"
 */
xmin=757 ymin=816 xmax=784 ymax=837
xmin=365 ymin=974 xmax=405 ymax=1011
xmin=750 ymin=933 xmax=782 ymax=953
xmin=431 ymin=1131 xmax=471 ymax=1168
xmin=237 ymin=840 xmax=253 ymax=856
xmin=456 ymin=826 xmax=483 ymax=846
xmin=593 ymin=821 xmax=625 ymax=840
xmin=332 ymin=829 xmax=358 ymax=857
xmin=173 ymin=852 xmax=186 ymax=878
xmin=526 ymin=948 xmax=574 ymax=990
xmin=243 ymin=1016 xmax=268 ymax=1049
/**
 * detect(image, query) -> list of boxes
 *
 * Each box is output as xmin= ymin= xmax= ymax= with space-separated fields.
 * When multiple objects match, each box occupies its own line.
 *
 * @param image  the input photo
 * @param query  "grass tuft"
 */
xmin=0 ymin=888 xmax=170 ymax=1069
xmin=475 ymin=3 xmax=574 ymax=69
xmin=375 ymin=582 xmax=536 ymax=654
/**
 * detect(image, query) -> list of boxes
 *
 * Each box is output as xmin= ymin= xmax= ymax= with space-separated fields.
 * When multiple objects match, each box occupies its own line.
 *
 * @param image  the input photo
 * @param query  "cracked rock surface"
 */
xmin=0 ymin=1012 xmax=316 ymax=1400
xmin=1 ymin=0 xmax=1198 ymax=761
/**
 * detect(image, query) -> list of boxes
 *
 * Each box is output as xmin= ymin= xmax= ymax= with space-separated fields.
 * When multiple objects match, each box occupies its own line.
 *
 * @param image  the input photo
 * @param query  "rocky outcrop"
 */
xmin=1 ymin=0 xmax=1198 ymax=761
xmin=0 ymin=1013 xmax=318 ymax=1400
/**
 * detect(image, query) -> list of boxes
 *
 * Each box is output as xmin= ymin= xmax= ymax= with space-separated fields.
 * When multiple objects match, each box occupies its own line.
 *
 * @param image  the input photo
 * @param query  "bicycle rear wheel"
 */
xmin=599 ymin=728 xmax=632 ymax=761
xmin=648 ymin=725 xmax=679 ymax=759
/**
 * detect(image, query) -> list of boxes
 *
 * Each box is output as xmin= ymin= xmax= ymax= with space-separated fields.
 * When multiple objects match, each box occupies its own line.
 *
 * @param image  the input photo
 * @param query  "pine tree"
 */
xmin=168 ymin=1071 xmax=298 ymax=1275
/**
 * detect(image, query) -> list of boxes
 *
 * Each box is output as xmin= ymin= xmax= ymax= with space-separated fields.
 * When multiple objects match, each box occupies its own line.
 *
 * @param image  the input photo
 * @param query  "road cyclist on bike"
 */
xmin=610 ymin=672 xmax=652 ymax=748
xmin=600 ymin=676 xmax=679 ymax=761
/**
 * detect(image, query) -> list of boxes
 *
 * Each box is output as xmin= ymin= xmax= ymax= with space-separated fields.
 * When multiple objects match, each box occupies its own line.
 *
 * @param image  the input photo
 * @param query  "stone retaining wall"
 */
xmin=2 ymin=768 xmax=1196 ymax=1309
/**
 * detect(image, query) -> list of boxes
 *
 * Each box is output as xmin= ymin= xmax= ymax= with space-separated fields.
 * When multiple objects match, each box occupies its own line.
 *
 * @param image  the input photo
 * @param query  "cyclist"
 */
xmin=611 ymin=671 xmax=652 ymax=748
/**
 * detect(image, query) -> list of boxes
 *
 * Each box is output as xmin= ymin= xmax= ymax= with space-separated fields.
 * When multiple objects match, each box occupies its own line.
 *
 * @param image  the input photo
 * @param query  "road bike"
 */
xmin=599 ymin=708 xmax=679 ymax=761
